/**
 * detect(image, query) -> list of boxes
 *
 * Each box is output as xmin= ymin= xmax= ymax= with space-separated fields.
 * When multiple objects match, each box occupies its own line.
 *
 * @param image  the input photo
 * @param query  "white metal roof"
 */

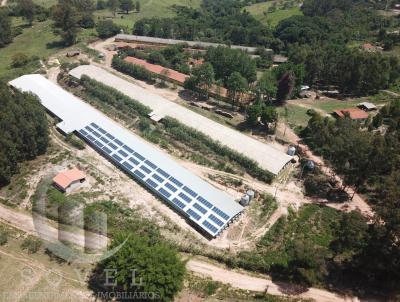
xmin=69 ymin=65 xmax=292 ymax=175
xmin=115 ymin=34 xmax=265 ymax=54
xmin=9 ymin=74 xmax=243 ymax=237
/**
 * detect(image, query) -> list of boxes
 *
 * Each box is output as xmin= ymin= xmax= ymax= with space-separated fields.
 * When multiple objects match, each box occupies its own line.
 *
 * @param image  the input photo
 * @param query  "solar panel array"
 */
xmin=78 ymin=122 xmax=238 ymax=237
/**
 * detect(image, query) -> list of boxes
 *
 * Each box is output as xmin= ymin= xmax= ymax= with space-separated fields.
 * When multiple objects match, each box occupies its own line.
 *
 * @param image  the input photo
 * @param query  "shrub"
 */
xmin=96 ymin=20 xmax=121 ymax=39
xmin=0 ymin=230 xmax=8 ymax=246
xmin=21 ymin=236 xmax=42 ymax=254
xmin=11 ymin=53 xmax=30 ymax=67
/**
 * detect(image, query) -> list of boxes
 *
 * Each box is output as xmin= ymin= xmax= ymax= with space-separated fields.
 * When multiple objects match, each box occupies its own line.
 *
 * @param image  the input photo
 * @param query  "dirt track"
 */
xmin=0 ymin=202 xmax=365 ymax=302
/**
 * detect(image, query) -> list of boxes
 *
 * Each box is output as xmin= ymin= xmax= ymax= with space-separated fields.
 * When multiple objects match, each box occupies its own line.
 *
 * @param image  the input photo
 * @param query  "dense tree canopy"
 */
xmin=0 ymin=83 xmax=49 ymax=186
xmin=95 ymin=233 xmax=186 ymax=302
xmin=0 ymin=9 xmax=13 ymax=48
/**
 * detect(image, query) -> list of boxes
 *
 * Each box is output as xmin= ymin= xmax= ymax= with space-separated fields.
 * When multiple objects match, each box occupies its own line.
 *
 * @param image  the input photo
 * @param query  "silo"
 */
xmin=246 ymin=190 xmax=255 ymax=201
xmin=240 ymin=194 xmax=250 ymax=206
xmin=287 ymin=146 xmax=296 ymax=156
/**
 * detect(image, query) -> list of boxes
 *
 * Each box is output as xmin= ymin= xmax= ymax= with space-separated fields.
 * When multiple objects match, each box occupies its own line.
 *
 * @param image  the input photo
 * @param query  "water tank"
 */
xmin=287 ymin=146 xmax=296 ymax=156
xmin=306 ymin=160 xmax=315 ymax=170
xmin=246 ymin=190 xmax=255 ymax=201
xmin=240 ymin=194 xmax=250 ymax=206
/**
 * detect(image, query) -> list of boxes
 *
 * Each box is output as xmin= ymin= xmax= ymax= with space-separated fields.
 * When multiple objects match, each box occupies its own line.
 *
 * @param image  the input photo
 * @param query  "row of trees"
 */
xmin=0 ymin=9 xmax=12 ymax=48
xmin=0 ymin=83 xmax=49 ymax=187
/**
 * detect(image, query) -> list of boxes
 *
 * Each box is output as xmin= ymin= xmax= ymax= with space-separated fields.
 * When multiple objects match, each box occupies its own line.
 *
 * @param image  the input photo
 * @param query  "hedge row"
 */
xmin=111 ymin=55 xmax=154 ymax=83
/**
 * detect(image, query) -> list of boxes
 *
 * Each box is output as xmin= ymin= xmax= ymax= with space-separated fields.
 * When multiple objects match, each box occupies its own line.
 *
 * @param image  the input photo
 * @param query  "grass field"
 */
xmin=95 ymin=0 xmax=202 ymax=28
xmin=244 ymin=1 xmax=303 ymax=27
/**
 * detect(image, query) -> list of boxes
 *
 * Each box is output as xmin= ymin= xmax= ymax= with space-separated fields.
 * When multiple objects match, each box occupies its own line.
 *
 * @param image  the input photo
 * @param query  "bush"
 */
xmin=96 ymin=20 xmax=121 ymax=39
xmin=11 ymin=53 xmax=30 ymax=67
xmin=65 ymin=134 xmax=85 ymax=150
xmin=21 ymin=236 xmax=42 ymax=254
xmin=0 ymin=230 xmax=8 ymax=246
xmin=111 ymin=55 xmax=155 ymax=83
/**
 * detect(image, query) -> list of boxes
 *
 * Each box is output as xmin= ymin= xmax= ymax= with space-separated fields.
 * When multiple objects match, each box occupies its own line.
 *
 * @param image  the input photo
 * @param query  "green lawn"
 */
xmin=95 ymin=0 xmax=202 ymax=28
xmin=244 ymin=1 xmax=303 ymax=27
xmin=277 ymin=104 xmax=311 ymax=127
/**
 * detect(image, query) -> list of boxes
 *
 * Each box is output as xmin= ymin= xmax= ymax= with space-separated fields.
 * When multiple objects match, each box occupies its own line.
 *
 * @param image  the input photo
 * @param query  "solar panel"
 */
xmin=152 ymin=174 xmax=164 ymax=183
xmin=140 ymin=165 xmax=151 ymax=174
xmin=197 ymin=196 xmax=213 ymax=209
xmin=94 ymin=140 xmax=104 ymax=148
xmin=92 ymin=131 xmax=101 ymax=138
xmin=144 ymin=160 xmax=157 ymax=170
xmin=122 ymin=145 xmax=134 ymax=153
xmin=114 ymin=139 xmax=123 ymax=146
xmin=134 ymin=170 xmax=145 ymax=179
xmin=202 ymin=220 xmax=218 ymax=233
xmin=97 ymin=127 xmax=106 ymax=134
xmin=172 ymin=198 xmax=185 ymax=209
xmin=169 ymin=177 xmax=183 ymax=188
xmin=102 ymin=146 xmax=112 ymax=154
xmin=100 ymin=136 xmax=109 ymax=144
xmin=112 ymin=154 xmax=123 ymax=162
xmin=106 ymin=133 xmax=115 ymax=140
xmin=165 ymin=182 xmax=177 ymax=193
xmin=159 ymin=188 xmax=171 ymax=198
xmin=146 ymin=178 xmax=158 ymax=188
xmin=178 ymin=192 xmax=192 ymax=203
xmin=156 ymin=168 xmax=169 ymax=178
xmin=108 ymin=142 xmax=118 ymax=150
xmin=79 ymin=129 xmax=88 ymax=136
xmin=118 ymin=149 xmax=128 ymax=158
xmin=122 ymin=161 xmax=133 ymax=170
xmin=85 ymin=126 xmax=94 ymax=132
xmin=86 ymin=134 xmax=95 ymax=141
xmin=128 ymin=157 xmax=140 ymax=166
xmin=193 ymin=203 xmax=207 ymax=214
xmin=133 ymin=152 xmax=145 ymax=161
xmin=187 ymin=209 xmax=201 ymax=221
xmin=90 ymin=122 xmax=99 ymax=129
xmin=212 ymin=207 xmax=230 ymax=221
xmin=209 ymin=214 xmax=224 ymax=227
xmin=183 ymin=186 xmax=197 ymax=198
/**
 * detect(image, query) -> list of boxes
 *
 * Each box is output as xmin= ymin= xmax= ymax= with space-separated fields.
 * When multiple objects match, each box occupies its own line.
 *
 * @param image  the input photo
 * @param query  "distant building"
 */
xmin=273 ymin=54 xmax=288 ymax=64
xmin=332 ymin=108 xmax=369 ymax=121
xmin=53 ymin=168 xmax=86 ymax=193
xmin=357 ymin=102 xmax=377 ymax=112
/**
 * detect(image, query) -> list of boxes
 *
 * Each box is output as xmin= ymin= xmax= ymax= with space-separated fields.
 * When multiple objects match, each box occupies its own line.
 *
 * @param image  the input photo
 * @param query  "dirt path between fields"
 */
xmin=0 ymin=203 xmax=365 ymax=302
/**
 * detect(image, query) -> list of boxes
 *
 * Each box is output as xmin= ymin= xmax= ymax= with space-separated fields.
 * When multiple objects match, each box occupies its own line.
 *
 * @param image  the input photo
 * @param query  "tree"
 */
xmin=260 ymin=106 xmax=278 ymax=132
xmin=119 ymin=0 xmax=132 ymax=14
xmin=246 ymin=103 xmax=262 ymax=127
xmin=276 ymin=71 xmax=295 ymax=105
xmin=226 ymin=72 xmax=248 ymax=109
xmin=0 ymin=9 xmax=12 ymax=48
xmin=94 ymin=233 xmax=185 ymax=302
xmin=135 ymin=0 xmax=140 ymax=12
xmin=51 ymin=0 xmax=80 ymax=46
xmin=107 ymin=0 xmax=120 ymax=16
xmin=18 ymin=0 xmax=35 ymax=25
xmin=96 ymin=20 xmax=121 ymax=38
xmin=185 ymin=62 xmax=215 ymax=99
xmin=255 ymin=71 xmax=277 ymax=103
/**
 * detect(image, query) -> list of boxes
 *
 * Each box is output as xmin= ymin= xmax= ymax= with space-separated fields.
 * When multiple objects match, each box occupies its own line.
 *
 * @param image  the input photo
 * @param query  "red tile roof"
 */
xmin=53 ymin=168 xmax=86 ymax=191
xmin=124 ymin=57 xmax=189 ymax=84
xmin=333 ymin=108 xmax=369 ymax=120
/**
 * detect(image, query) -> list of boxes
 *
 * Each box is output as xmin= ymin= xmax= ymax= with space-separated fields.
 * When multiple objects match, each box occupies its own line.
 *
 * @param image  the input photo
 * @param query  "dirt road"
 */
xmin=0 ymin=202 xmax=364 ymax=302
xmin=187 ymin=260 xmax=361 ymax=302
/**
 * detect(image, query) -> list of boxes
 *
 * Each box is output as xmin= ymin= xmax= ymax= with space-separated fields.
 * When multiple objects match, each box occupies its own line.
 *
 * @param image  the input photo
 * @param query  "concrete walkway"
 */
xmin=69 ymin=65 xmax=292 ymax=175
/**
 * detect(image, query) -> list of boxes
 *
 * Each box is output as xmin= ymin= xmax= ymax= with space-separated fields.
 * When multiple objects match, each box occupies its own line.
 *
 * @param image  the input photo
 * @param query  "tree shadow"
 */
xmin=46 ymin=40 xmax=65 ymax=50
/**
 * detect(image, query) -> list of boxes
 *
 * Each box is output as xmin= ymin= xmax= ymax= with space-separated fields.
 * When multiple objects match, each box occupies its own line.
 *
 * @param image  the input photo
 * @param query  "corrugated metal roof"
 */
xmin=115 ymin=34 xmax=263 ymax=54
xmin=9 ymin=74 xmax=243 ymax=237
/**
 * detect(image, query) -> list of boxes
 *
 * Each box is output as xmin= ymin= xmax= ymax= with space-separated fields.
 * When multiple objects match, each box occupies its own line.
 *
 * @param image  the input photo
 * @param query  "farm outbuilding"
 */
xmin=53 ymin=168 xmax=86 ymax=193
xmin=9 ymin=74 xmax=244 ymax=239
xmin=332 ymin=108 xmax=369 ymax=121
xmin=357 ymin=102 xmax=377 ymax=112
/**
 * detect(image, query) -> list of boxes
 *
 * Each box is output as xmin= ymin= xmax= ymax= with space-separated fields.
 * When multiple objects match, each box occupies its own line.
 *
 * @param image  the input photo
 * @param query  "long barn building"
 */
xmin=9 ymin=74 xmax=244 ymax=238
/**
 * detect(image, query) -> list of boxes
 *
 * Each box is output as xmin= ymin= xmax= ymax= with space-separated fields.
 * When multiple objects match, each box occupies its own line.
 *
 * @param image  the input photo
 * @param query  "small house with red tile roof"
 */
xmin=53 ymin=168 xmax=86 ymax=193
xmin=332 ymin=108 xmax=369 ymax=121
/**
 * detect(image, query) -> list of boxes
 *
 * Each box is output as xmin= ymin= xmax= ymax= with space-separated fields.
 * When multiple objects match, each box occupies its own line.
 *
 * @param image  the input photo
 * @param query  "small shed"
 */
xmin=66 ymin=50 xmax=80 ymax=57
xmin=53 ymin=168 xmax=86 ymax=193
xmin=357 ymin=102 xmax=377 ymax=112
